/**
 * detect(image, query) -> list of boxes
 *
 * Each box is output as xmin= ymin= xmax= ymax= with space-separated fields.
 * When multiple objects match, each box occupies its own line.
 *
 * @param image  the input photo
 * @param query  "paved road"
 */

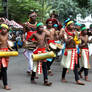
xmin=0 ymin=49 xmax=92 ymax=92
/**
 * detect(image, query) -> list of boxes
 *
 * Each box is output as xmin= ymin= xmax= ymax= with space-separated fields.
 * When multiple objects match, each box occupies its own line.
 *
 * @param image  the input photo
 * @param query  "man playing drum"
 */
xmin=45 ymin=20 xmax=56 ymax=76
xmin=29 ymin=22 xmax=52 ymax=86
xmin=23 ymin=11 xmax=37 ymax=75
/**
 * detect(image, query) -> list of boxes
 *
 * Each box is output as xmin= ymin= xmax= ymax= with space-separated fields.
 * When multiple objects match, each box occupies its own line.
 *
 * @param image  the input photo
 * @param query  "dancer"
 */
xmin=78 ymin=26 xmax=91 ymax=81
xmin=60 ymin=21 xmax=85 ymax=85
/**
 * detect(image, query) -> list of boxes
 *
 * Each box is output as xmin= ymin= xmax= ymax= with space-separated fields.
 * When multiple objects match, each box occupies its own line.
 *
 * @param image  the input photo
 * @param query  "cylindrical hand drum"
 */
xmin=23 ymin=41 xmax=36 ymax=50
xmin=56 ymin=44 xmax=62 ymax=49
xmin=49 ymin=43 xmax=57 ymax=51
xmin=7 ymin=40 xmax=14 ymax=47
xmin=0 ymin=51 xmax=18 ymax=57
xmin=32 ymin=51 xmax=56 ymax=61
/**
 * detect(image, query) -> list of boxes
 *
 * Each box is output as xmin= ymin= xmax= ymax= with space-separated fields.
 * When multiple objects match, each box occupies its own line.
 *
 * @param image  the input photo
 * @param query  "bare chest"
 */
xmin=35 ymin=33 xmax=45 ymax=41
xmin=0 ymin=34 xmax=8 ymax=42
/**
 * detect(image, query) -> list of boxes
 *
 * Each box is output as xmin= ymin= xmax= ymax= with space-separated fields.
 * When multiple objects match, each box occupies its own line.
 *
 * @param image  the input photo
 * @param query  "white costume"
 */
xmin=80 ymin=48 xmax=90 ymax=69
xmin=88 ymin=36 xmax=92 ymax=56
xmin=61 ymin=48 xmax=77 ymax=70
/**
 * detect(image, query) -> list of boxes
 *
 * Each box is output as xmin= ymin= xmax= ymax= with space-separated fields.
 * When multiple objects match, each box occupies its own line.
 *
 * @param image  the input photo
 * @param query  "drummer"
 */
xmin=29 ymin=22 xmax=52 ymax=86
xmin=45 ymin=20 xmax=56 ymax=76
xmin=23 ymin=11 xmax=37 ymax=75
xmin=0 ymin=24 xmax=11 ymax=90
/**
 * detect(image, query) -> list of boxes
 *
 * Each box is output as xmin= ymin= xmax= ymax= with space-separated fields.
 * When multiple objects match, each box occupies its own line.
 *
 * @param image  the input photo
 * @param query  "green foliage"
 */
xmin=0 ymin=0 xmax=52 ymax=23
xmin=75 ymin=0 xmax=90 ymax=8
xmin=0 ymin=0 xmax=92 ymax=23
xmin=40 ymin=0 xmax=52 ymax=23
xmin=48 ymin=0 xmax=81 ymax=21
xmin=47 ymin=0 xmax=92 ymax=22
xmin=8 ymin=0 xmax=42 ymax=22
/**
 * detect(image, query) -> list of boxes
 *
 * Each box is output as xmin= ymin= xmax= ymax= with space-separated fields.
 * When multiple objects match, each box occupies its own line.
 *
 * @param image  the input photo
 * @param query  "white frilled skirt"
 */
xmin=80 ymin=48 xmax=90 ymax=69
xmin=61 ymin=48 xmax=77 ymax=70
xmin=88 ymin=36 xmax=92 ymax=56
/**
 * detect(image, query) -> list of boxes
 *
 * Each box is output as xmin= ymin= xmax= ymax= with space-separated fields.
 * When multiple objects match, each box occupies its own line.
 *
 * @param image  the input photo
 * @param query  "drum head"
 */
xmin=49 ymin=43 xmax=57 ymax=50
xmin=23 ymin=41 xmax=36 ymax=50
xmin=7 ymin=40 xmax=14 ymax=47
xmin=56 ymin=44 xmax=62 ymax=49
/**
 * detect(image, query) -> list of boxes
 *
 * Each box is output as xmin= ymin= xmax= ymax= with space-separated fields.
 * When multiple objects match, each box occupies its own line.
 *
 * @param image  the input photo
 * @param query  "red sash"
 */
xmin=26 ymin=31 xmax=37 ymax=41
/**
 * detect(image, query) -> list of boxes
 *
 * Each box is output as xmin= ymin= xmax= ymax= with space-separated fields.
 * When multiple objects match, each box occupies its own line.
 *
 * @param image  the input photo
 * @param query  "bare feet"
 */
xmin=76 ymin=80 xmax=85 ymax=85
xmin=85 ymin=76 xmax=91 ymax=82
xmin=61 ymin=78 xmax=67 ymax=83
xmin=4 ymin=85 xmax=11 ymax=90
xmin=44 ymin=81 xmax=52 ymax=86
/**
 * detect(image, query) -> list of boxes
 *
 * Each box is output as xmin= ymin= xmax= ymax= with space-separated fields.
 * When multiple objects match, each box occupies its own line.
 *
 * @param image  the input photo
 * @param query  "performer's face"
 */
xmin=51 ymin=15 xmax=55 ymax=18
xmin=75 ymin=26 xmax=81 ymax=31
xmin=1 ymin=27 xmax=8 ymax=35
xmin=31 ymin=15 xmax=37 ymax=20
xmin=83 ymin=30 xmax=87 ymax=35
xmin=38 ymin=25 xmax=44 ymax=32
xmin=69 ymin=23 xmax=74 ymax=30
xmin=48 ymin=21 xmax=53 ymax=27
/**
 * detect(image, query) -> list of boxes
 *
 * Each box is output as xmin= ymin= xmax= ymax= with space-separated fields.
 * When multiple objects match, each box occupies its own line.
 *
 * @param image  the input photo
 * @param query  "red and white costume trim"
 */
xmin=33 ymin=48 xmax=46 ymax=74
xmin=61 ymin=48 xmax=77 ymax=70
xmin=80 ymin=48 xmax=90 ymax=69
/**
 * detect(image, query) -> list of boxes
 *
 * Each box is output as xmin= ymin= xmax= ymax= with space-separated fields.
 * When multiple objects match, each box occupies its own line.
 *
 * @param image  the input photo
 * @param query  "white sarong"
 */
xmin=88 ymin=36 xmax=92 ymax=56
xmin=61 ymin=48 xmax=77 ymax=70
xmin=80 ymin=48 xmax=90 ymax=69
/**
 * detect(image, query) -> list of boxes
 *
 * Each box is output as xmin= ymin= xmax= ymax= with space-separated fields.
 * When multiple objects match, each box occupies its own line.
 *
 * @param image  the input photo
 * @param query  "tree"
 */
xmin=0 ymin=0 xmax=92 ymax=23
xmin=75 ymin=0 xmax=90 ymax=8
xmin=48 ymin=0 xmax=82 ymax=22
xmin=40 ymin=0 xmax=52 ymax=22
xmin=8 ymin=0 xmax=42 ymax=22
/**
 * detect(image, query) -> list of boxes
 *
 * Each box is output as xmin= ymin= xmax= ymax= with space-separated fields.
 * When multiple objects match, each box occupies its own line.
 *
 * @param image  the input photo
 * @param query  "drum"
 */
xmin=0 ymin=51 xmax=18 ymax=57
xmin=56 ymin=44 xmax=62 ymax=49
xmin=7 ymin=40 xmax=14 ymax=47
xmin=23 ymin=41 xmax=36 ymax=50
xmin=49 ymin=43 xmax=57 ymax=51
xmin=32 ymin=51 xmax=56 ymax=61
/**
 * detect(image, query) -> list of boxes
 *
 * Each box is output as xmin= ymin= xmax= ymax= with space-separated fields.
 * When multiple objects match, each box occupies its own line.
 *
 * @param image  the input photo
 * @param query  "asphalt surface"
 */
xmin=0 ymin=49 xmax=92 ymax=92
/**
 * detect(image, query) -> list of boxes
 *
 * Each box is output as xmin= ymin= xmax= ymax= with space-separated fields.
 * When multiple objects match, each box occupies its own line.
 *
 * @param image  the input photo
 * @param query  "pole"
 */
xmin=42 ymin=0 xmax=45 ymax=22
xmin=6 ymin=0 xmax=8 ymax=19
xmin=2 ymin=0 xmax=8 ymax=19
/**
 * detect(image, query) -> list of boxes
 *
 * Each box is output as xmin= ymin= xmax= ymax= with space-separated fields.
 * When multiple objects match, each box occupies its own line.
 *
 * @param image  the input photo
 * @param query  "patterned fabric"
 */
xmin=0 ymin=48 xmax=9 ymax=68
xmin=33 ymin=48 xmax=46 ymax=54
xmin=33 ymin=48 xmax=46 ymax=74
xmin=26 ymin=31 xmax=37 ymax=40
xmin=37 ymin=62 xmax=42 ymax=74
xmin=80 ymin=48 xmax=90 ymax=69
xmin=61 ymin=48 xmax=77 ymax=70
xmin=48 ymin=40 xmax=55 ymax=44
